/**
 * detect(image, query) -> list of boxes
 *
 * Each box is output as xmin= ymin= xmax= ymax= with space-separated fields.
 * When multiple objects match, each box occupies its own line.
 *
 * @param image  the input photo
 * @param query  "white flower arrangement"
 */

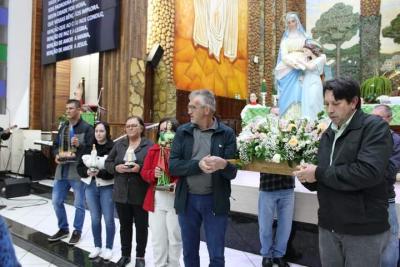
xmin=237 ymin=114 xmax=328 ymax=166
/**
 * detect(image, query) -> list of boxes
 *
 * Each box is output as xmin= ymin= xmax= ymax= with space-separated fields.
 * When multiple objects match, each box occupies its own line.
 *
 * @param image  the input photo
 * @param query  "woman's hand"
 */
xmin=154 ymin=167 xmax=162 ymax=178
xmin=116 ymin=164 xmax=129 ymax=173
xmin=116 ymin=163 xmax=140 ymax=173
xmin=87 ymin=169 xmax=99 ymax=177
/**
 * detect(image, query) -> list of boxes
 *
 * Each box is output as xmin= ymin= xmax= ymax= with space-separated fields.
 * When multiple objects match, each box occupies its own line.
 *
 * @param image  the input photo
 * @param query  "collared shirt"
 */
xmin=330 ymin=111 xmax=356 ymax=165
xmin=187 ymin=119 xmax=218 ymax=194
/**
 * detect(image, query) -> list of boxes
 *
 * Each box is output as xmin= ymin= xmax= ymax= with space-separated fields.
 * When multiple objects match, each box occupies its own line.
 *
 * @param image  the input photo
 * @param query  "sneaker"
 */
xmin=48 ymin=229 xmax=69 ymax=242
xmin=135 ymin=258 xmax=145 ymax=267
xmin=67 ymin=230 xmax=81 ymax=245
xmin=88 ymin=247 xmax=101 ymax=259
xmin=101 ymin=248 xmax=113 ymax=261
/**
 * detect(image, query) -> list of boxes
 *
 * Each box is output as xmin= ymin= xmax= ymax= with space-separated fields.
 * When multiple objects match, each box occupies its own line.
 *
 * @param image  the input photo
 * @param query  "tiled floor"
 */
xmin=14 ymin=245 xmax=55 ymax=267
xmin=1 ymin=181 xmax=307 ymax=267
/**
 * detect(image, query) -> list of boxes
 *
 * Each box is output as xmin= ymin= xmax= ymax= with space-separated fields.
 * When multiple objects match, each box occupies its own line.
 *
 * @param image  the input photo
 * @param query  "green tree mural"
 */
xmin=311 ymin=3 xmax=359 ymax=76
xmin=382 ymin=13 xmax=400 ymax=44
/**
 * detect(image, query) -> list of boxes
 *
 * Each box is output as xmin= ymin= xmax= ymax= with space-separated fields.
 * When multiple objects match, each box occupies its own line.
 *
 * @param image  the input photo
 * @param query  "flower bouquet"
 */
xmin=236 ymin=114 xmax=328 ymax=175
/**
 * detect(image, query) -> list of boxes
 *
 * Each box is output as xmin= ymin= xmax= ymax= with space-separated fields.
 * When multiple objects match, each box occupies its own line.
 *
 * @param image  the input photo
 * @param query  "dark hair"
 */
xmin=323 ymin=78 xmax=361 ymax=109
xmin=303 ymin=42 xmax=322 ymax=57
xmin=157 ymin=117 xmax=179 ymax=140
xmin=94 ymin=121 xmax=111 ymax=142
xmin=126 ymin=116 xmax=145 ymax=137
xmin=66 ymin=99 xmax=81 ymax=108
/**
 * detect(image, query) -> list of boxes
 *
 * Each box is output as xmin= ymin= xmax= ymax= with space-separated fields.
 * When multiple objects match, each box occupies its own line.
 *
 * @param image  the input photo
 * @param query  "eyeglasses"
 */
xmin=126 ymin=124 xmax=140 ymax=129
xmin=188 ymin=105 xmax=205 ymax=111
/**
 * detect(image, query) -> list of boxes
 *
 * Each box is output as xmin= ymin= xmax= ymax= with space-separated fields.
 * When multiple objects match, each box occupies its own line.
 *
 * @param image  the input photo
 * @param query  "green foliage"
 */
xmin=382 ymin=13 xmax=400 ymax=44
xmin=57 ymin=113 xmax=67 ymax=124
xmin=312 ymin=3 xmax=359 ymax=46
xmin=361 ymin=76 xmax=392 ymax=103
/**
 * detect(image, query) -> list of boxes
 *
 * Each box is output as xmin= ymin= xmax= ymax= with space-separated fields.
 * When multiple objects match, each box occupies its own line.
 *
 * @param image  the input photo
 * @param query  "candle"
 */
xmin=261 ymin=79 xmax=267 ymax=93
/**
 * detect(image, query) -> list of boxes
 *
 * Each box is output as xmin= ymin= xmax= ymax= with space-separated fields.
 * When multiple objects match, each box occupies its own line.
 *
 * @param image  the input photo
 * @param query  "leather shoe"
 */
xmin=116 ymin=256 xmax=131 ymax=267
xmin=262 ymin=257 xmax=273 ymax=267
xmin=273 ymin=257 xmax=290 ymax=267
xmin=135 ymin=258 xmax=145 ymax=267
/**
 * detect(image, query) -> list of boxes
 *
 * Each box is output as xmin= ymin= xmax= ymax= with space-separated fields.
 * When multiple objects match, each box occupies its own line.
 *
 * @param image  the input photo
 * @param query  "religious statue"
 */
xmin=295 ymin=40 xmax=326 ymax=120
xmin=156 ymin=121 xmax=175 ymax=189
xmin=275 ymin=12 xmax=308 ymax=119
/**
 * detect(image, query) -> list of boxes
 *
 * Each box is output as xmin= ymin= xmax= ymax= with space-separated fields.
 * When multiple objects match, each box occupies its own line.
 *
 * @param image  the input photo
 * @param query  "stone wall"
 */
xmin=129 ymin=58 xmax=146 ymax=117
xmin=248 ymin=0 xmax=305 ymax=105
xmin=360 ymin=0 xmax=381 ymax=81
xmin=153 ymin=61 xmax=177 ymax=121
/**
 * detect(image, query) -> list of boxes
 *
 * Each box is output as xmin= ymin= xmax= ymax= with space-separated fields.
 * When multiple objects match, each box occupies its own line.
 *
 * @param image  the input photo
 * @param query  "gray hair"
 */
xmin=373 ymin=104 xmax=392 ymax=118
xmin=189 ymin=89 xmax=216 ymax=112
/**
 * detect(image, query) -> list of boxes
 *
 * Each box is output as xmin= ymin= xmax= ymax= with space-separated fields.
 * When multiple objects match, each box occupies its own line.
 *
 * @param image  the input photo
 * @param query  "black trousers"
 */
xmin=115 ymin=202 xmax=148 ymax=257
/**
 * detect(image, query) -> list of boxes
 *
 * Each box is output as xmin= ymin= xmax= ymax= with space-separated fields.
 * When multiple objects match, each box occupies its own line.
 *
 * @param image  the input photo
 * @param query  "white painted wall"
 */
xmin=0 ymin=0 xmax=33 ymax=129
xmin=70 ymin=53 xmax=99 ymax=105
xmin=0 ymin=1 xmax=33 ymax=171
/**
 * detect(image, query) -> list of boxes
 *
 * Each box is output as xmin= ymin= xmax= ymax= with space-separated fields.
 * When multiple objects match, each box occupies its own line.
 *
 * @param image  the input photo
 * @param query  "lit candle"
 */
xmin=261 ymin=79 xmax=267 ymax=93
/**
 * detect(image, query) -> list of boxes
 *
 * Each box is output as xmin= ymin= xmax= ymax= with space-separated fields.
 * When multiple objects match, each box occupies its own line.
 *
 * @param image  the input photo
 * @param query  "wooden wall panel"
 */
xmin=100 ymin=0 xmax=148 ymax=129
xmin=29 ymin=0 xmax=42 ymax=129
xmin=54 ymin=61 xmax=71 ymax=124
xmin=41 ymin=65 xmax=56 ymax=131
xmin=176 ymin=90 xmax=246 ymax=135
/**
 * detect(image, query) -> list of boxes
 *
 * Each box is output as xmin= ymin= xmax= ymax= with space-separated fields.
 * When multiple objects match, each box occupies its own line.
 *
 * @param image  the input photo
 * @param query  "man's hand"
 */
xmin=55 ymin=154 xmax=60 ymax=165
xmin=71 ymin=136 xmax=79 ymax=147
xmin=293 ymin=163 xmax=317 ymax=183
xmin=199 ymin=155 xmax=227 ymax=174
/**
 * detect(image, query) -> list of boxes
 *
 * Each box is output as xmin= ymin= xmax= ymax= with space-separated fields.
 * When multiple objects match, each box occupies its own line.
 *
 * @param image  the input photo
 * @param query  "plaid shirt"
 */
xmin=259 ymin=173 xmax=294 ymax=192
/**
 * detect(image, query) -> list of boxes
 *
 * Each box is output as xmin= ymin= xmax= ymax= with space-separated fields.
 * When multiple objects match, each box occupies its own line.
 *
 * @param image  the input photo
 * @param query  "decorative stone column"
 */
xmin=360 ymin=0 xmax=381 ymax=81
xmin=129 ymin=58 xmax=146 ymax=117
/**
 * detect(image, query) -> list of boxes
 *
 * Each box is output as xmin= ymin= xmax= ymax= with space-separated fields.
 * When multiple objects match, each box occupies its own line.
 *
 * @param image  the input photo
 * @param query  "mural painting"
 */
xmin=306 ymin=0 xmax=400 ymax=83
xmin=173 ymin=0 xmax=248 ymax=98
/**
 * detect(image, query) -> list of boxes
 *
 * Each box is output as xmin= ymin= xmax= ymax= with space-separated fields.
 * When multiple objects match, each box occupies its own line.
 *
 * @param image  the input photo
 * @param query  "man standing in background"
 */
xmin=372 ymin=104 xmax=400 ymax=267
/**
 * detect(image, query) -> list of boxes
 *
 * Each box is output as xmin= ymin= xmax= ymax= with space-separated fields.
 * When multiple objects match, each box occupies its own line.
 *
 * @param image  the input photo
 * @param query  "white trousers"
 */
xmin=149 ymin=191 xmax=182 ymax=267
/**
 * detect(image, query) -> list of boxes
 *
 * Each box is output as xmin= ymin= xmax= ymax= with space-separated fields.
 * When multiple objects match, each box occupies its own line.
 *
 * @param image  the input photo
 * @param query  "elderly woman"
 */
xmin=105 ymin=116 xmax=153 ymax=267
xmin=275 ymin=12 xmax=308 ymax=119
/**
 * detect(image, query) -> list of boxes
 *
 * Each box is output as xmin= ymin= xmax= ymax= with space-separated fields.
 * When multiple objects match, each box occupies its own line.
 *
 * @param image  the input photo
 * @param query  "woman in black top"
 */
xmin=105 ymin=116 xmax=153 ymax=267
xmin=77 ymin=121 xmax=115 ymax=260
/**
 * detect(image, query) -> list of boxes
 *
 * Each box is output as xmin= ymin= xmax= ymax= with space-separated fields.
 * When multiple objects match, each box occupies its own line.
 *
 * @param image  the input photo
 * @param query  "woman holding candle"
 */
xmin=105 ymin=116 xmax=153 ymax=267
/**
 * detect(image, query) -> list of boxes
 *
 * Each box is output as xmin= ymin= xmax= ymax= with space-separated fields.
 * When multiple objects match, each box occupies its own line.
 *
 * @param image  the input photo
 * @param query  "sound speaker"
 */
xmin=24 ymin=149 xmax=50 ymax=181
xmin=1 ymin=178 xmax=31 ymax=198
xmin=147 ymin=44 xmax=164 ymax=68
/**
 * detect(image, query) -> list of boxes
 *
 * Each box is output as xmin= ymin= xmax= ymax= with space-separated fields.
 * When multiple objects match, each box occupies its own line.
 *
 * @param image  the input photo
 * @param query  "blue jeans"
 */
xmin=382 ymin=202 xmax=399 ymax=267
xmin=258 ymin=189 xmax=294 ymax=258
xmin=178 ymin=194 xmax=227 ymax=267
xmin=52 ymin=179 xmax=86 ymax=233
xmin=85 ymin=180 xmax=115 ymax=249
